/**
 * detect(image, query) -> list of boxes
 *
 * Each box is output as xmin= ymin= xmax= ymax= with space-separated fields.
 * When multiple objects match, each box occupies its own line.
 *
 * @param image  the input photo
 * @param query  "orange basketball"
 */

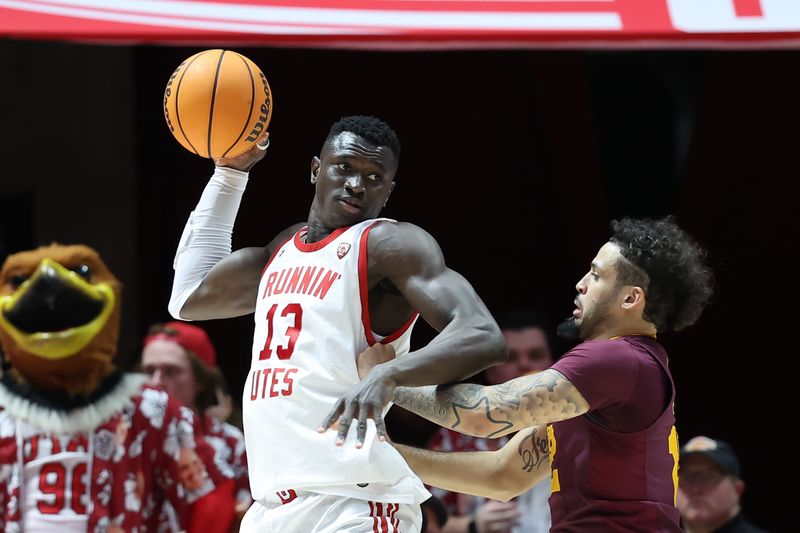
xmin=163 ymin=49 xmax=272 ymax=159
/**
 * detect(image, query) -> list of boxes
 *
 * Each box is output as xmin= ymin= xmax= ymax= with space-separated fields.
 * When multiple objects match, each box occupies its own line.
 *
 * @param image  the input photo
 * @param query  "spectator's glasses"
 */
xmin=679 ymin=468 xmax=729 ymax=490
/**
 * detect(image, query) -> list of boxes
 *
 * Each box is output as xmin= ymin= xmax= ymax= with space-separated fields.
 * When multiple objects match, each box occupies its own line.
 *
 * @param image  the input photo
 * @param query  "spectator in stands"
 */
xmin=142 ymin=321 xmax=251 ymax=530
xmin=678 ymin=436 xmax=769 ymax=533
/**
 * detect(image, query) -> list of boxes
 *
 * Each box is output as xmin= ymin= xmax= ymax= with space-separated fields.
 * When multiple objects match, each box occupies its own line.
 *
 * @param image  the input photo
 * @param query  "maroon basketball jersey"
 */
xmin=547 ymin=336 xmax=681 ymax=532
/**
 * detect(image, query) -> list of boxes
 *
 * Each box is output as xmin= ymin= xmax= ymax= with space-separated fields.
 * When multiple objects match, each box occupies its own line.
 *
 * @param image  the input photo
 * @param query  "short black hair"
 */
xmin=610 ymin=216 xmax=714 ymax=332
xmin=326 ymin=115 xmax=401 ymax=161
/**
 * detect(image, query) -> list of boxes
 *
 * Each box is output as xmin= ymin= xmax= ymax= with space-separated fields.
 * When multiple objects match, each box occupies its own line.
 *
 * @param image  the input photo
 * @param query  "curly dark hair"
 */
xmin=326 ymin=115 xmax=401 ymax=161
xmin=610 ymin=216 xmax=714 ymax=332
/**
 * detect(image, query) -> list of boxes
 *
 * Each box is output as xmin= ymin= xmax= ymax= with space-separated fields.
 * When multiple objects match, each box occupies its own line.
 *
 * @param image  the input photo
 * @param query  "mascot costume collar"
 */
xmin=0 ymin=244 xmax=146 ymax=433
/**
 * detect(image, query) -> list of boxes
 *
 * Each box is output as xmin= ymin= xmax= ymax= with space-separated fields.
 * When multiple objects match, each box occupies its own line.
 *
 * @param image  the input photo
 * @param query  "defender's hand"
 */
xmin=318 ymin=363 xmax=396 ymax=448
xmin=357 ymin=343 xmax=397 ymax=379
xmin=215 ymin=131 xmax=269 ymax=172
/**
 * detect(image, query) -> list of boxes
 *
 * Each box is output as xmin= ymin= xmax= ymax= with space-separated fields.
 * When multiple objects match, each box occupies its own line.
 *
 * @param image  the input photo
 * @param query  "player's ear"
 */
xmin=310 ymin=157 xmax=321 ymax=183
xmin=383 ymin=182 xmax=396 ymax=207
xmin=621 ymin=286 xmax=645 ymax=310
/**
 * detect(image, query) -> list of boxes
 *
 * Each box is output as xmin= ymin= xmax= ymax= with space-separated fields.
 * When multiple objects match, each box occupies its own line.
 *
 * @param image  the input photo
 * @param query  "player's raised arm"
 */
xmin=168 ymin=133 xmax=302 ymax=320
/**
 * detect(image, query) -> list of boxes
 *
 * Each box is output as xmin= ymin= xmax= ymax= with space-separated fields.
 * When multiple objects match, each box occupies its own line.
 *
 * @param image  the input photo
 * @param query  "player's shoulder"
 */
xmin=563 ymin=338 xmax=642 ymax=366
xmin=367 ymin=221 xmax=443 ymax=273
xmin=368 ymin=220 xmax=437 ymax=248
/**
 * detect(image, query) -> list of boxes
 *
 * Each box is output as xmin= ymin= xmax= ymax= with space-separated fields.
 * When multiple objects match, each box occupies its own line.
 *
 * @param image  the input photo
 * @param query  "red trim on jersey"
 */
xmin=367 ymin=502 xmax=399 ymax=532
xmin=359 ymin=221 xmax=380 ymax=346
xmin=359 ymin=221 xmax=418 ymax=347
xmin=389 ymin=503 xmax=400 ymax=531
xmin=261 ymin=236 xmax=294 ymax=278
xmin=369 ymin=501 xmax=379 ymax=532
xmin=293 ymin=225 xmax=350 ymax=252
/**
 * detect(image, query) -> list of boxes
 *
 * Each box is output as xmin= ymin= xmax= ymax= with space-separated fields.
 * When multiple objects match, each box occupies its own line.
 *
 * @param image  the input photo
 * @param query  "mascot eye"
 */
xmin=72 ymin=265 xmax=91 ymax=280
xmin=9 ymin=275 xmax=28 ymax=289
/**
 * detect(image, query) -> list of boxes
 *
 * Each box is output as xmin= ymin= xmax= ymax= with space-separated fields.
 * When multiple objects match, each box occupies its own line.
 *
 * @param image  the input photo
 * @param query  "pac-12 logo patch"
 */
xmin=337 ymin=243 xmax=351 ymax=259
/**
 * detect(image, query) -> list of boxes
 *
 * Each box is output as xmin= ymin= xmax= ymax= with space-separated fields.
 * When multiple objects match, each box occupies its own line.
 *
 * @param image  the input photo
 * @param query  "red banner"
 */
xmin=1 ymin=0 xmax=799 ymax=49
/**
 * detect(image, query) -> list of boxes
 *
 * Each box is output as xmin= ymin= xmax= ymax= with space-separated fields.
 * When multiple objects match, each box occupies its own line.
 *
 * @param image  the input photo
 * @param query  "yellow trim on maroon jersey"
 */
xmin=547 ymin=424 xmax=560 ymax=493
xmin=669 ymin=425 xmax=680 ymax=505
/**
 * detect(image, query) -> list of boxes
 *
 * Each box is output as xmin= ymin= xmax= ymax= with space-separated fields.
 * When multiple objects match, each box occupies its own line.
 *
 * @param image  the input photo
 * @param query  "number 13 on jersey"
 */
xmin=259 ymin=303 xmax=303 ymax=360
xmin=251 ymin=303 xmax=302 ymax=401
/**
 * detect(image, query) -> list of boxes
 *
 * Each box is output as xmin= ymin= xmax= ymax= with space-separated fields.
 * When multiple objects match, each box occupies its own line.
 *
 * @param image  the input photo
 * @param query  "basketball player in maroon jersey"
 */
xmin=356 ymin=217 xmax=714 ymax=532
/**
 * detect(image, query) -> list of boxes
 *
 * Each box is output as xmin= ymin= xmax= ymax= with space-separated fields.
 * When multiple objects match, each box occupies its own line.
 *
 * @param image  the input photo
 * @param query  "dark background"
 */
xmin=1 ymin=40 xmax=796 ymax=530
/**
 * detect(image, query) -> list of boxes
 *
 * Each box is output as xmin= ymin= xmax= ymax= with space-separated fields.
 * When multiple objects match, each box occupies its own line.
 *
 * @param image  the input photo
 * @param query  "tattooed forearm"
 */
xmin=394 ymin=384 xmax=492 ymax=428
xmin=394 ymin=386 xmax=451 ymax=424
xmin=393 ymin=369 xmax=589 ymax=437
xmin=393 ymin=384 xmax=517 ymax=436
xmin=453 ymin=397 xmax=514 ymax=438
xmin=518 ymin=427 xmax=550 ymax=473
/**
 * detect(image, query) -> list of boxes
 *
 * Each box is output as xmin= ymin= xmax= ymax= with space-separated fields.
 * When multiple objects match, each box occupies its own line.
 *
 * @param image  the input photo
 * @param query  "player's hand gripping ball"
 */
xmin=163 ymin=49 xmax=272 ymax=159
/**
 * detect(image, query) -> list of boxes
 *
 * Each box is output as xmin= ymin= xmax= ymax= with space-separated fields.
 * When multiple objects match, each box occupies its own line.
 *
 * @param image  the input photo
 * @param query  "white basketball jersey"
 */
xmin=17 ymin=422 xmax=91 ymax=533
xmin=243 ymin=219 xmax=429 ymax=504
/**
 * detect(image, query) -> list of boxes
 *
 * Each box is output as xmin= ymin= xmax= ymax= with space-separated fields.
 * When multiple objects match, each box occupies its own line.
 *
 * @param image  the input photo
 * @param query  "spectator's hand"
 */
xmin=357 ymin=343 xmax=397 ymax=379
xmin=474 ymin=500 xmax=520 ymax=533
xmin=215 ymin=131 xmax=269 ymax=172
xmin=318 ymin=353 xmax=397 ymax=448
xmin=205 ymin=387 xmax=233 ymax=422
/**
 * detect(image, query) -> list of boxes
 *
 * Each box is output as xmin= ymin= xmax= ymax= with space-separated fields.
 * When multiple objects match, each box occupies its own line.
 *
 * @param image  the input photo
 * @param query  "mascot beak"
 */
xmin=0 ymin=258 xmax=116 ymax=359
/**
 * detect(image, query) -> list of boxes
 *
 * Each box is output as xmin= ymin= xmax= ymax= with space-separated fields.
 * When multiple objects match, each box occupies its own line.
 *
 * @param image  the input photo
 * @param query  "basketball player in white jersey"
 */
xmin=168 ymin=116 xmax=506 ymax=532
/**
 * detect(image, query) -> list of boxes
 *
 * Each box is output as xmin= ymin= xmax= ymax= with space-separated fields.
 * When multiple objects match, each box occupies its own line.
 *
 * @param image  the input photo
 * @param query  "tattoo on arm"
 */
xmin=451 ymin=396 xmax=514 ymax=438
xmin=394 ymin=386 xmax=452 ymax=423
xmin=394 ymin=384 xmax=514 ymax=434
xmin=394 ymin=370 xmax=587 ymax=437
xmin=518 ymin=427 xmax=549 ymax=473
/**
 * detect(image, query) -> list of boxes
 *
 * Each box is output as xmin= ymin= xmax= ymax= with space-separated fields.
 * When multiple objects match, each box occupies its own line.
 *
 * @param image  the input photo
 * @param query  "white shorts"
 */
xmin=240 ymin=490 xmax=422 ymax=533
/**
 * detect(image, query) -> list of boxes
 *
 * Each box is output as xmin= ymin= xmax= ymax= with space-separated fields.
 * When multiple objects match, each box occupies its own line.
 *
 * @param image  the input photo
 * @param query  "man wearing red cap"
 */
xmin=142 ymin=322 xmax=218 ymax=412
xmin=142 ymin=322 xmax=251 ymax=529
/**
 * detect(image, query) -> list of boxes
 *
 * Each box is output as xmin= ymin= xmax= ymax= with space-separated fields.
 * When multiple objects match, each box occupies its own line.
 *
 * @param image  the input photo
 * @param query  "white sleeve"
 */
xmin=168 ymin=166 xmax=249 ymax=320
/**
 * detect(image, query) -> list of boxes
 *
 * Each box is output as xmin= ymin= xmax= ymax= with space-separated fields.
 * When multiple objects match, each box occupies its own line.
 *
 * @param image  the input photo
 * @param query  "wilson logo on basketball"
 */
xmin=337 ymin=243 xmax=351 ymax=259
xmin=245 ymin=71 xmax=273 ymax=143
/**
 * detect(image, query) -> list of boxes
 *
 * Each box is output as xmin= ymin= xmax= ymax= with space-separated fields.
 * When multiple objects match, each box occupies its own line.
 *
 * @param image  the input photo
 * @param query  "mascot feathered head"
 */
xmin=0 ymin=244 xmax=120 ymax=396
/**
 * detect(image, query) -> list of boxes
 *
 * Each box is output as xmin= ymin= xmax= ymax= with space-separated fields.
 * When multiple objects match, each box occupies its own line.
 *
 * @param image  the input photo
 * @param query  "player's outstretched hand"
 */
xmin=318 ymin=346 xmax=398 ymax=448
xmin=357 ymin=343 xmax=397 ymax=379
xmin=214 ymin=131 xmax=270 ymax=172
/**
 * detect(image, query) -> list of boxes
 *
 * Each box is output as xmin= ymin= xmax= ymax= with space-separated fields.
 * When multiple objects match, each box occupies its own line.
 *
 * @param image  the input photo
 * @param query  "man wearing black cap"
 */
xmin=678 ymin=436 xmax=769 ymax=533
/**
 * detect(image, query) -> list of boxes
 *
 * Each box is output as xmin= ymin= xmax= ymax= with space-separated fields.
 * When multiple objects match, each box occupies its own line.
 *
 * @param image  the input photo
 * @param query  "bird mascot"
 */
xmin=0 ymin=244 xmax=228 ymax=532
